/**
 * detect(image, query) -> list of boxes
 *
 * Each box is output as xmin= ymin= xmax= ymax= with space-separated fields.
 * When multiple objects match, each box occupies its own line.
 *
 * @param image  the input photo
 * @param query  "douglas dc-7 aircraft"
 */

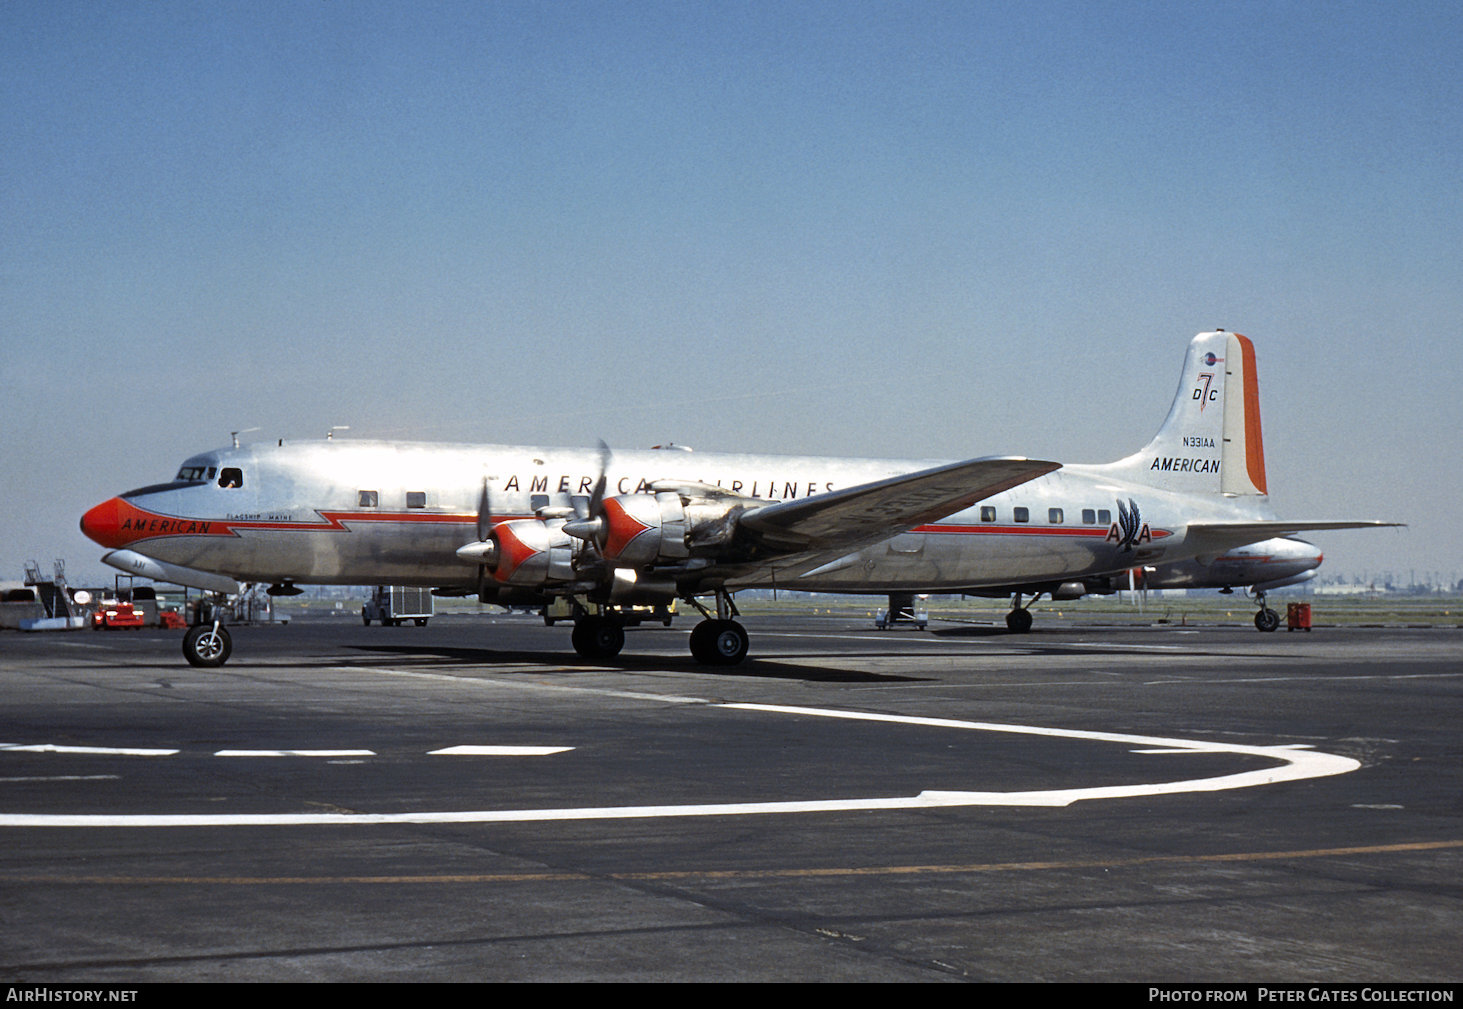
xmin=81 ymin=331 xmax=1395 ymax=668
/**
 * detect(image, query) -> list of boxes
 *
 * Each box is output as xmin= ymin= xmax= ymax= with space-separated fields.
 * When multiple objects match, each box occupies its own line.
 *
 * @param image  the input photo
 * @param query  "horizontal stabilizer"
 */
xmin=739 ymin=456 xmax=1061 ymax=552
xmin=1185 ymin=520 xmax=1404 ymax=555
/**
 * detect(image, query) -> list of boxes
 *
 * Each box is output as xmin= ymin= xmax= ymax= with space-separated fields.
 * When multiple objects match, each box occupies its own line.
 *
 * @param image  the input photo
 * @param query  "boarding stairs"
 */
xmin=24 ymin=559 xmax=74 ymax=620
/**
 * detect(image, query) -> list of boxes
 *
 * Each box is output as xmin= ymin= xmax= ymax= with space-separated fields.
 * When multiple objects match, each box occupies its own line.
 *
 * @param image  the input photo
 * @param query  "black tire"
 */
xmin=572 ymin=617 xmax=624 ymax=659
xmin=362 ymin=610 xmax=371 ymax=626
xmin=415 ymin=618 xmax=428 ymax=627
xmin=1006 ymin=608 xmax=1033 ymax=633
xmin=710 ymin=620 xmax=749 ymax=665
xmin=689 ymin=620 xmax=716 ymax=663
xmin=1255 ymin=608 xmax=1280 ymax=632
xmin=183 ymin=624 xmax=232 ymax=668
xmin=691 ymin=619 xmax=748 ymax=665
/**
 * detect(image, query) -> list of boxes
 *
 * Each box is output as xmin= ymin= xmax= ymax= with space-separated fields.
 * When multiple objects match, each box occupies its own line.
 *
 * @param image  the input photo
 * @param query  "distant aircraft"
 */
xmin=80 ymin=331 xmax=1397 ymax=668
xmin=959 ymin=535 xmax=1323 ymax=632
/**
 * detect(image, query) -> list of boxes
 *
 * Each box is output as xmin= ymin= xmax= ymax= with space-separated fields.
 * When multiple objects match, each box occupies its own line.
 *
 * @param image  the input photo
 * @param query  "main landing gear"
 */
xmin=567 ymin=590 xmax=750 ymax=665
xmin=570 ymin=614 xmax=625 ymax=659
xmin=686 ymin=590 xmax=749 ymax=665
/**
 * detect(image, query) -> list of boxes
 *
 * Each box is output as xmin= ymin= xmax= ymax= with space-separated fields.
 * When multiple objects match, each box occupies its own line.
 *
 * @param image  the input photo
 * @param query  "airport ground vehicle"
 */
xmin=91 ymin=601 xmax=145 ymax=629
xmin=362 ymin=585 xmax=434 ymax=627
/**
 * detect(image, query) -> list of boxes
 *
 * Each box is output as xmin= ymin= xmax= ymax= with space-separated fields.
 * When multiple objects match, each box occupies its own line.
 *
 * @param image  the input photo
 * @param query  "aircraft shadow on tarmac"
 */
xmin=927 ymin=622 xmax=1298 ymax=659
xmin=339 ymin=643 xmax=927 ymax=683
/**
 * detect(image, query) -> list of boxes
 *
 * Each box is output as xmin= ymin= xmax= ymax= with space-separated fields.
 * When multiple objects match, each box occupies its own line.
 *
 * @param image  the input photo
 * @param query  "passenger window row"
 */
xmin=978 ymin=506 xmax=1113 ymax=525
xmin=357 ymin=491 xmax=428 ymax=508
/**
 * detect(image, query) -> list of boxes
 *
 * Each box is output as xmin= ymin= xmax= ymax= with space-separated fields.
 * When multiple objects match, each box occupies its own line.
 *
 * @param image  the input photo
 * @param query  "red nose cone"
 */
xmin=80 ymin=497 xmax=129 ymax=549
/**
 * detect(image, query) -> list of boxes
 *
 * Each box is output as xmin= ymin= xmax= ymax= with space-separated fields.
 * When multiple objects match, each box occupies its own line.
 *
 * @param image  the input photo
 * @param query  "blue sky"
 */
xmin=3 ymin=1 xmax=1456 ymax=585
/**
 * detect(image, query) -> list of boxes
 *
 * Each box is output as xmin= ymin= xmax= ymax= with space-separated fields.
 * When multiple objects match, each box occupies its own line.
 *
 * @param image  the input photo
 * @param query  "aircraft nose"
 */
xmin=80 ymin=497 xmax=128 ymax=549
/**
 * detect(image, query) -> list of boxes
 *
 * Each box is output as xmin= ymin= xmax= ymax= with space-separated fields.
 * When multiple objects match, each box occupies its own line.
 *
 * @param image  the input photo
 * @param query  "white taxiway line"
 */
xmin=214 ymin=749 xmax=377 ymax=758
xmin=429 ymin=746 xmax=575 ymax=756
xmin=0 ymin=703 xmax=1359 ymax=828
xmin=0 ymin=744 xmax=178 ymax=756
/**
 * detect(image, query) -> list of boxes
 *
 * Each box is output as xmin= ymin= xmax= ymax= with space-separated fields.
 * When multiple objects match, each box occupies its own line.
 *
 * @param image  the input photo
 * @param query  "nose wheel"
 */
xmin=183 ymin=623 xmax=232 ymax=667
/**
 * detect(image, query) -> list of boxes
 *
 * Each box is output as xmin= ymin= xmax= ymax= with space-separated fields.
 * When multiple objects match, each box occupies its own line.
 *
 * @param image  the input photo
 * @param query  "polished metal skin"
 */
xmin=79 ymin=333 xmax=1394 ymax=665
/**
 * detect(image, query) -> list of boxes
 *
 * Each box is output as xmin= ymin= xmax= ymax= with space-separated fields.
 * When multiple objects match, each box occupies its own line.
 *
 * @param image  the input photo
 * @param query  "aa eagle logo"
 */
xmin=1106 ymin=497 xmax=1151 ymax=551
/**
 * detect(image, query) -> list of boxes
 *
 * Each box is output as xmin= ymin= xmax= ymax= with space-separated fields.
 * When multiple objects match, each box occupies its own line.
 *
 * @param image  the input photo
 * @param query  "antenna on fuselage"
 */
xmin=230 ymin=427 xmax=260 ymax=449
xmin=327 ymin=426 xmax=350 ymax=441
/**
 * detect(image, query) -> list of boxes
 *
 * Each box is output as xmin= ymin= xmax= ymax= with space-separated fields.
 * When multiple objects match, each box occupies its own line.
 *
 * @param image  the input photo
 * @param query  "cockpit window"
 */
xmin=176 ymin=466 xmax=209 ymax=482
xmin=218 ymin=467 xmax=244 ymax=489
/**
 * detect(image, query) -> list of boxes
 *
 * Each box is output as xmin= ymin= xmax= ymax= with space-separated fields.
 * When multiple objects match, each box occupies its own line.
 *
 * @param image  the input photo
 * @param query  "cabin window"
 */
xmin=358 ymin=490 xmax=378 ymax=508
xmin=1049 ymin=508 xmax=1063 ymax=524
xmin=406 ymin=491 xmax=426 ymax=509
xmin=980 ymin=506 xmax=996 ymax=522
xmin=1098 ymin=509 xmax=1111 ymax=525
xmin=218 ymin=468 xmax=243 ymax=489
xmin=530 ymin=494 xmax=550 ymax=512
xmin=1082 ymin=508 xmax=1096 ymax=524
xmin=1013 ymin=507 xmax=1029 ymax=523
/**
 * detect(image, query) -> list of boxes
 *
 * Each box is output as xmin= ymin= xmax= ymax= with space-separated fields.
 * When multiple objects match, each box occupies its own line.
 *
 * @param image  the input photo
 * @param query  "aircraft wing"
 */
xmin=1184 ymin=520 xmax=1404 ymax=555
xmin=736 ymin=456 xmax=1061 ymax=553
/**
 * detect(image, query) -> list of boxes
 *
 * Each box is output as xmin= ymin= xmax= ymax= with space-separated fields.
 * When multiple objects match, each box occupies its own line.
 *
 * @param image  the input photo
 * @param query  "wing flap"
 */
xmin=737 ymin=456 xmax=1061 ymax=552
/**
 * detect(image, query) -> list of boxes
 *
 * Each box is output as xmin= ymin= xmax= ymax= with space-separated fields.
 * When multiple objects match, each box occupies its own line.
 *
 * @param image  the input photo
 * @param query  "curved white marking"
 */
xmin=0 ymin=704 xmax=1358 ymax=828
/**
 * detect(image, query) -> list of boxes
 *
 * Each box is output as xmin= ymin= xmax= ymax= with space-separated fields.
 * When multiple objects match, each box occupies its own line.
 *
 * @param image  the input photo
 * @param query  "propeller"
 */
xmin=455 ymin=478 xmax=498 ymax=596
xmin=564 ymin=440 xmax=612 ymax=547
xmin=477 ymin=477 xmax=492 ymax=543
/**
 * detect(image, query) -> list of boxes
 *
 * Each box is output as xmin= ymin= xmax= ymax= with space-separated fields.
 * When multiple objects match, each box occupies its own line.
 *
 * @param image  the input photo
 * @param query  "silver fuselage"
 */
xmin=83 ymin=439 xmax=1272 ymax=594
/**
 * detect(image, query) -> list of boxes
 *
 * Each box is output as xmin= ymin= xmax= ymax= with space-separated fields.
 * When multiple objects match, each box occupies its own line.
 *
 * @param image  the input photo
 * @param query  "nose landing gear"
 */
xmin=183 ymin=620 xmax=232 ymax=667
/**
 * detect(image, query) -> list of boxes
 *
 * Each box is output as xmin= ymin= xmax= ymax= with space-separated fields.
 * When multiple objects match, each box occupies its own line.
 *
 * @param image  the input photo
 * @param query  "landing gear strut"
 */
xmin=1006 ymin=592 xmax=1035 ymax=633
xmin=687 ymin=590 xmax=749 ymax=665
xmin=1252 ymin=589 xmax=1280 ymax=633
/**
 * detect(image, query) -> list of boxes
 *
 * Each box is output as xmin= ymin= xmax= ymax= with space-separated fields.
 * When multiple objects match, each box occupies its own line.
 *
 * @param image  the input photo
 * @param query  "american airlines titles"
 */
xmin=498 ymin=473 xmax=837 ymax=500
xmin=1151 ymin=457 xmax=1221 ymax=473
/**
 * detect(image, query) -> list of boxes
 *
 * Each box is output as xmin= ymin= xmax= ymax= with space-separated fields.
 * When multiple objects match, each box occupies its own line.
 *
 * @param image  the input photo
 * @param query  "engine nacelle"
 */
xmin=600 ymin=492 xmax=685 ymax=566
xmin=490 ymin=518 xmax=577 ymax=587
xmin=597 ymin=491 xmax=747 ymax=567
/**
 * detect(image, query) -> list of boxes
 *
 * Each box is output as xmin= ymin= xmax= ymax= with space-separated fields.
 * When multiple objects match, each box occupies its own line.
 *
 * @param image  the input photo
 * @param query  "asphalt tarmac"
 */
xmin=1 ymin=612 xmax=1458 ymax=982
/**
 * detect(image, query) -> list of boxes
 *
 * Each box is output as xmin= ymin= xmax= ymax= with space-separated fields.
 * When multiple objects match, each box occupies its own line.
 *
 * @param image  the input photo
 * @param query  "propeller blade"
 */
xmin=476 ymin=478 xmax=492 ymax=542
xmin=569 ymin=440 xmax=612 ymax=549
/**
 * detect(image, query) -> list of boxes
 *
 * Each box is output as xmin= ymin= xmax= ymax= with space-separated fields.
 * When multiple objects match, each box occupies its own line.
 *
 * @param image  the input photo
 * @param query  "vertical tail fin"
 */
xmin=1101 ymin=331 xmax=1268 ymax=497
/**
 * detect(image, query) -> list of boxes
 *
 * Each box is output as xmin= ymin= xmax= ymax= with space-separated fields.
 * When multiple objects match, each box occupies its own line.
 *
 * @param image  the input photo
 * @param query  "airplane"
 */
xmin=955 ymin=535 xmax=1324 ymax=633
xmin=79 ymin=331 xmax=1398 ymax=669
